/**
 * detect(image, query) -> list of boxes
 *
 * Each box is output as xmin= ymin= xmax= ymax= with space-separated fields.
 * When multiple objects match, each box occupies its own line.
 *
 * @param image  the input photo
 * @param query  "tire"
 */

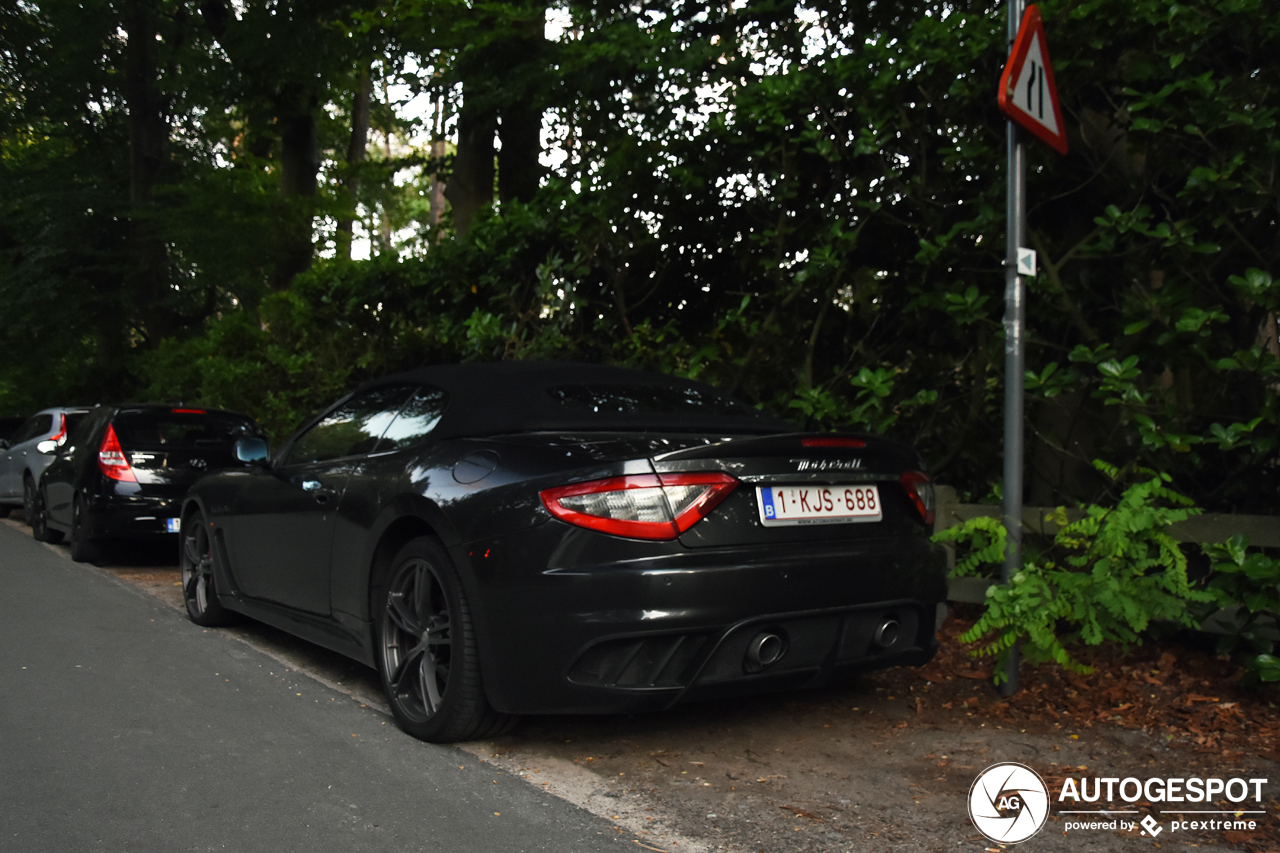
xmin=68 ymin=494 xmax=104 ymax=563
xmin=180 ymin=511 xmax=236 ymax=627
xmin=22 ymin=476 xmax=37 ymax=527
xmin=374 ymin=537 xmax=513 ymax=743
xmin=30 ymin=488 xmax=63 ymax=544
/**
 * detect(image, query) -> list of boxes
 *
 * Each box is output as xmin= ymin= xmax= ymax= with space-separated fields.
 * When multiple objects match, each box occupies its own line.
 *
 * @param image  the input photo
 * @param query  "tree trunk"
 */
xmin=123 ymin=0 xmax=174 ymax=340
xmin=428 ymin=95 xmax=446 ymax=239
xmin=445 ymin=86 xmax=496 ymax=240
xmin=198 ymin=0 xmax=322 ymax=288
xmin=447 ymin=5 xmax=545 ymax=237
xmin=497 ymin=10 xmax=544 ymax=205
xmin=335 ymin=65 xmax=372 ymax=260
xmin=274 ymin=98 xmax=320 ymax=286
xmin=498 ymin=101 xmax=541 ymax=205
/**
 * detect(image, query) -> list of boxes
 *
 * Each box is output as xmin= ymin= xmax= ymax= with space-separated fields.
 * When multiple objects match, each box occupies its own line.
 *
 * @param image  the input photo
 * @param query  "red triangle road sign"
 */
xmin=998 ymin=4 xmax=1068 ymax=155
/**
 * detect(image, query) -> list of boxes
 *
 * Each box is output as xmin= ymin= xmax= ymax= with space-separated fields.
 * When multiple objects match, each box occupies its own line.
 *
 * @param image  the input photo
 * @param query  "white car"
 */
xmin=0 ymin=407 xmax=90 ymax=524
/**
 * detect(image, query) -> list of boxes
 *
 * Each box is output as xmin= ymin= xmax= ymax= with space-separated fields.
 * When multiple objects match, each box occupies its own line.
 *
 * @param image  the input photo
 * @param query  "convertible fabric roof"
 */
xmin=359 ymin=361 xmax=792 ymax=439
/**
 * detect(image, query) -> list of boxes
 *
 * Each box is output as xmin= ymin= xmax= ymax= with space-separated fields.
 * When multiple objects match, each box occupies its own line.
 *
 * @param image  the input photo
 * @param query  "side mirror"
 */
xmin=234 ymin=436 xmax=271 ymax=466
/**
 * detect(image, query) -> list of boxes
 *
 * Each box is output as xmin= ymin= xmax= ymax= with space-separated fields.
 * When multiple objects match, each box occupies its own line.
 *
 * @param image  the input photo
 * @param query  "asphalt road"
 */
xmin=0 ymin=522 xmax=634 ymax=853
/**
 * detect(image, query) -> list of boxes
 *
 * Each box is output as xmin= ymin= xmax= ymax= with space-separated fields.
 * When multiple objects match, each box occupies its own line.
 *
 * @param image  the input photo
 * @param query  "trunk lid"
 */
xmin=649 ymin=432 xmax=932 ymax=547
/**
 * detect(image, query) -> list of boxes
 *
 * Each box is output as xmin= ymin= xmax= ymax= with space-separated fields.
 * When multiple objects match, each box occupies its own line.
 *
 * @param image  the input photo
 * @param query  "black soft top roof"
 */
xmin=360 ymin=361 xmax=792 ymax=438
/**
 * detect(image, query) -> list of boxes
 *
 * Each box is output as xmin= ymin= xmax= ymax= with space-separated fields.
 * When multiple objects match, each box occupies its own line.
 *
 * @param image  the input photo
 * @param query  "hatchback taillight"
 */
xmin=37 ymin=413 xmax=69 ymax=455
xmin=899 ymin=470 xmax=935 ymax=526
xmin=541 ymin=473 xmax=738 ymax=540
xmin=51 ymin=413 xmax=69 ymax=445
xmin=98 ymin=424 xmax=138 ymax=482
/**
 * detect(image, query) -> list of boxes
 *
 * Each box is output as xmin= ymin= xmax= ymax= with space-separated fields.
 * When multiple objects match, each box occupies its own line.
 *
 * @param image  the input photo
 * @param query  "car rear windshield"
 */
xmin=112 ymin=410 xmax=260 ymax=450
xmin=547 ymin=384 xmax=757 ymax=418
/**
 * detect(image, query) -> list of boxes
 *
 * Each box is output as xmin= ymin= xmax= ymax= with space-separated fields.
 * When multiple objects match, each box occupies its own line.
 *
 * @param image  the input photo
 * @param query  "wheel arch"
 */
xmin=357 ymin=493 xmax=460 ymax=609
xmin=179 ymin=494 xmax=206 ymax=526
xmin=179 ymin=491 xmax=242 ymax=608
xmin=367 ymin=513 xmax=443 ymax=607
xmin=20 ymin=469 xmax=37 ymax=520
xmin=38 ymin=477 xmax=67 ymax=534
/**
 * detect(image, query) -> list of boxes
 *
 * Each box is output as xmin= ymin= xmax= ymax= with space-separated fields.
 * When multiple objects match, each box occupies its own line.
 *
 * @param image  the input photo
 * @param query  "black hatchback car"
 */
xmin=32 ymin=404 xmax=265 ymax=562
xmin=180 ymin=362 xmax=948 ymax=743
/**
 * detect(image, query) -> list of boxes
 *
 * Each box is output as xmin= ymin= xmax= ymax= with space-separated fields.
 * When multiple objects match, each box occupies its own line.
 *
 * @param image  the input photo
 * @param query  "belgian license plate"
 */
xmin=756 ymin=484 xmax=882 ymax=527
xmin=165 ymin=518 xmax=181 ymax=533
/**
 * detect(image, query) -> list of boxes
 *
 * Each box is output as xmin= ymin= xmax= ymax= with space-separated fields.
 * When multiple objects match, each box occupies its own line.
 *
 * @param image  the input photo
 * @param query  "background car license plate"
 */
xmin=756 ymin=484 xmax=882 ymax=526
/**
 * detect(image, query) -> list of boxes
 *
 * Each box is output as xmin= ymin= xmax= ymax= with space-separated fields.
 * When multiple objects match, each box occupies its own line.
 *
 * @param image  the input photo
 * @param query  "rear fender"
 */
xmin=342 ymin=493 xmax=460 ymax=622
xmin=356 ymin=496 xmax=515 ymax=712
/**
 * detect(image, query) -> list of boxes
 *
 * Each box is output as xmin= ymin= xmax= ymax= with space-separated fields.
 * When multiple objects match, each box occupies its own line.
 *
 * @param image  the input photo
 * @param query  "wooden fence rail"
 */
xmin=934 ymin=485 xmax=1280 ymax=604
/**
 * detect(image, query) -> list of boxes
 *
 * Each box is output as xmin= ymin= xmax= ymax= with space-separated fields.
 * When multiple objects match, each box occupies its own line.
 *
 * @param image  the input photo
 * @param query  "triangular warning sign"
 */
xmin=998 ymin=4 xmax=1068 ymax=155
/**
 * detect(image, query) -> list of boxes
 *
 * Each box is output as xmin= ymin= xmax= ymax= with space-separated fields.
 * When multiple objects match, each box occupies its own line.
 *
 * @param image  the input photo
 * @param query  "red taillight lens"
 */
xmin=98 ymin=423 xmax=137 ymax=482
xmin=540 ymin=473 xmax=738 ymax=540
xmin=50 ymin=413 xmax=69 ymax=446
xmin=801 ymin=437 xmax=866 ymax=448
xmin=899 ymin=471 xmax=935 ymax=526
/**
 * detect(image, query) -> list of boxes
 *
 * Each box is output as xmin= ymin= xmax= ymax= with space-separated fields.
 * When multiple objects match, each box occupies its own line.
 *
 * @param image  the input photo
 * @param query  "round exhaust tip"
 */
xmin=873 ymin=618 xmax=901 ymax=649
xmin=744 ymin=631 xmax=786 ymax=671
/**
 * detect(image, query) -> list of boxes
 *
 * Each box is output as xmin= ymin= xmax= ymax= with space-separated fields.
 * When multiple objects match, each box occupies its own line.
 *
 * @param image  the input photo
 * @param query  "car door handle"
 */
xmin=302 ymin=480 xmax=338 ymax=505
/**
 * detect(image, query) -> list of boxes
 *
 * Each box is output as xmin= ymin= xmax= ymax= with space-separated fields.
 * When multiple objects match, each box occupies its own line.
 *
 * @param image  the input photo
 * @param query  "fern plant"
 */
xmin=935 ymin=464 xmax=1214 ymax=683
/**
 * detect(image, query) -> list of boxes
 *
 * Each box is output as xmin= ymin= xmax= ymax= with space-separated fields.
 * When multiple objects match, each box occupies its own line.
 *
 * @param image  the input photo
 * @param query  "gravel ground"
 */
xmin=465 ymin=662 xmax=1269 ymax=853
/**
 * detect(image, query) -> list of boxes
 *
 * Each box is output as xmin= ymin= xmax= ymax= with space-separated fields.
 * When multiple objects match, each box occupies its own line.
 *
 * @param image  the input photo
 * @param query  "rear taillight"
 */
xmin=51 ymin=413 xmax=69 ymax=445
xmin=37 ymin=413 xmax=70 ymax=454
xmin=541 ymin=473 xmax=738 ymax=540
xmin=98 ymin=424 xmax=138 ymax=482
xmin=899 ymin=471 xmax=935 ymax=526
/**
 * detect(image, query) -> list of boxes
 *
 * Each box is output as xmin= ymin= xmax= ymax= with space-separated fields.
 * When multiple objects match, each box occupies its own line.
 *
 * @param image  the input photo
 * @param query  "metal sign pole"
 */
xmin=1001 ymin=0 xmax=1027 ymax=696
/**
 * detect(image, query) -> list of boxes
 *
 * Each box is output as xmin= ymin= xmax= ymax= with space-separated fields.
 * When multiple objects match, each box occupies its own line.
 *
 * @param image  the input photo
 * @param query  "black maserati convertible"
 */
xmin=180 ymin=362 xmax=947 ymax=742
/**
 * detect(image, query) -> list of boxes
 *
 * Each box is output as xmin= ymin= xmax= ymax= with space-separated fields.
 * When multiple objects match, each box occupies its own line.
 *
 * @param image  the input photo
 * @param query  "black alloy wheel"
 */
xmin=30 ymin=487 xmax=62 ymax=544
xmin=22 ymin=475 xmax=36 ymax=527
xmin=375 ymin=537 xmax=513 ymax=743
xmin=68 ymin=494 xmax=103 ymax=563
xmin=180 ymin=512 xmax=235 ymax=627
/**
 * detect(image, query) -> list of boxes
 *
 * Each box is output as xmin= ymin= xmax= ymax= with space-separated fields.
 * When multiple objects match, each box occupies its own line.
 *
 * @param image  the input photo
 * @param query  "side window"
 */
xmin=374 ymin=387 xmax=448 ymax=453
xmin=284 ymin=385 xmax=416 ymax=466
xmin=13 ymin=415 xmax=52 ymax=445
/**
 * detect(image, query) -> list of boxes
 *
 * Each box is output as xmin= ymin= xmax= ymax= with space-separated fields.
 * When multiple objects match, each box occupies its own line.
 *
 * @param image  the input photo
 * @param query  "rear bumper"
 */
xmin=457 ymin=524 xmax=948 ymax=715
xmin=84 ymin=493 xmax=182 ymax=540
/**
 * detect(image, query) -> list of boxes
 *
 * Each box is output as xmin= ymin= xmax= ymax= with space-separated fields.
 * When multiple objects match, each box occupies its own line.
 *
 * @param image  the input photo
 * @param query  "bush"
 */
xmin=1199 ymin=535 xmax=1280 ymax=683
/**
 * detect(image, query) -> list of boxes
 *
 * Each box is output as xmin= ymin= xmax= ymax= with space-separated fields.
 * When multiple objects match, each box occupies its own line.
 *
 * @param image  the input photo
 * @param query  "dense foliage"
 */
xmin=1200 ymin=534 xmax=1280 ymax=682
xmin=2 ymin=0 xmax=1276 ymax=515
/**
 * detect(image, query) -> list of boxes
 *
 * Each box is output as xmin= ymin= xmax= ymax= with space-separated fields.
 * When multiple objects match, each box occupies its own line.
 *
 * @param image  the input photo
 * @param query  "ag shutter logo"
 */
xmin=969 ymin=763 xmax=1051 ymax=844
